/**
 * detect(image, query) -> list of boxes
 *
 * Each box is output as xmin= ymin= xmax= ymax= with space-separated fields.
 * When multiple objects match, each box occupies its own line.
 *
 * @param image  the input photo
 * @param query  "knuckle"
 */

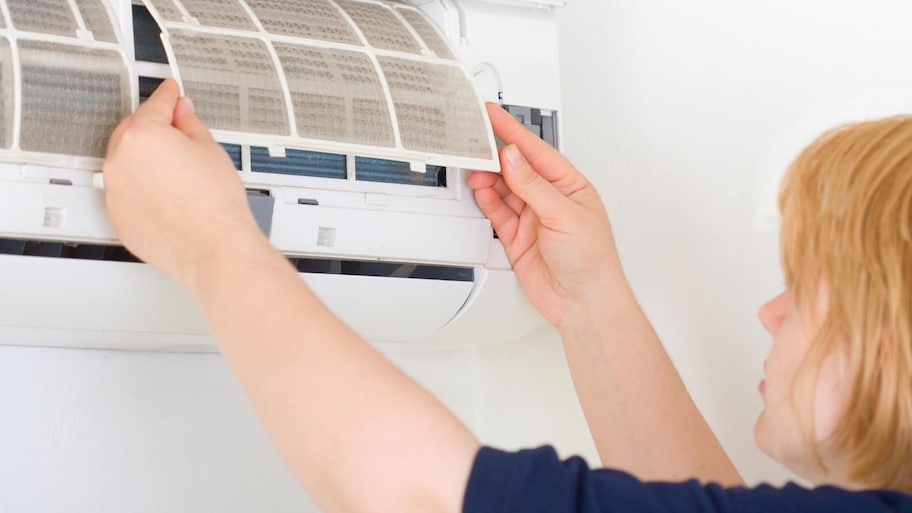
xmin=119 ymin=123 xmax=148 ymax=144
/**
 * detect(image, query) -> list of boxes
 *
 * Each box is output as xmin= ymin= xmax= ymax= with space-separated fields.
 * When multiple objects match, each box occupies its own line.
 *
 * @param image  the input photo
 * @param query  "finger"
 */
xmin=491 ymin=175 xmax=526 ymax=215
xmin=486 ymin=103 xmax=590 ymax=194
xmin=499 ymin=144 xmax=569 ymax=223
xmin=468 ymin=170 xmax=525 ymax=215
xmin=474 ymin=187 xmax=519 ymax=246
xmin=467 ymin=170 xmax=498 ymax=189
xmin=105 ymin=79 xmax=182 ymax=160
xmin=132 ymin=78 xmax=181 ymax=126
xmin=172 ymin=96 xmax=215 ymax=143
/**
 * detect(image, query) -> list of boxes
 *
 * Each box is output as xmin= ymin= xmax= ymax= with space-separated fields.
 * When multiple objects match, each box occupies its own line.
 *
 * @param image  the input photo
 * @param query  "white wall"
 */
xmin=0 ymin=347 xmax=313 ymax=511
xmin=554 ymin=0 xmax=912 ymax=485
xmin=0 ymin=327 xmax=596 ymax=513
xmin=6 ymin=1 xmax=912 ymax=511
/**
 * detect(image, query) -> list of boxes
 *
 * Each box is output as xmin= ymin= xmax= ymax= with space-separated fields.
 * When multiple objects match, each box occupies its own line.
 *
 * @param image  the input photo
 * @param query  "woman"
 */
xmin=102 ymin=79 xmax=912 ymax=511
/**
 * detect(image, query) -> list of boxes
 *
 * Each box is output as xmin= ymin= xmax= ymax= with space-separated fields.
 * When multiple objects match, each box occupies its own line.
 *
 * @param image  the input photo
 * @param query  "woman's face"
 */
xmin=754 ymin=287 xmax=852 ymax=485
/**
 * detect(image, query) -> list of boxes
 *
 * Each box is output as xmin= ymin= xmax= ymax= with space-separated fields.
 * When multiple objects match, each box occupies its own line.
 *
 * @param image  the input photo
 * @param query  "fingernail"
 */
xmin=504 ymin=144 xmax=524 ymax=168
xmin=181 ymin=96 xmax=195 ymax=114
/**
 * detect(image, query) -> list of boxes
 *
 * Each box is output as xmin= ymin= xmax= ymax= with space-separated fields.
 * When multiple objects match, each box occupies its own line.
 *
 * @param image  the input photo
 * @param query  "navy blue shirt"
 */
xmin=463 ymin=446 xmax=912 ymax=512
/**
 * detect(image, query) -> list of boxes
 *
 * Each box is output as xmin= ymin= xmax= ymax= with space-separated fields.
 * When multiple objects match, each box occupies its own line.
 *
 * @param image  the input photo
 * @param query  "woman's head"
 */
xmin=756 ymin=116 xmax=912 ymax=491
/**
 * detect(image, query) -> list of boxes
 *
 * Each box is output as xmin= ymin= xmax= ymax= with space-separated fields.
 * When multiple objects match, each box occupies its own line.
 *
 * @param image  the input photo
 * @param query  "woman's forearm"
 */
xmin=559 ymin=286 xmax=743 ymax=486
xmin=186 ymin=241 xmax=480 ymax=513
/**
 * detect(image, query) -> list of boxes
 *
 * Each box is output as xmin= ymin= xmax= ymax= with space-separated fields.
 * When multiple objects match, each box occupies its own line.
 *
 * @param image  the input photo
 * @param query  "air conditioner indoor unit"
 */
xmin=0 ymin=0 xmax=556 ymax=351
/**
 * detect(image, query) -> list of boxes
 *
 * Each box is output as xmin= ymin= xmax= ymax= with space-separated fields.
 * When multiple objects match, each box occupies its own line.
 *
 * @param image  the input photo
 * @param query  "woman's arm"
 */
xmin=103 ymin=80 xmax=480 ymax=513
xmin=469 ymin=105 xmax=742 ymax=485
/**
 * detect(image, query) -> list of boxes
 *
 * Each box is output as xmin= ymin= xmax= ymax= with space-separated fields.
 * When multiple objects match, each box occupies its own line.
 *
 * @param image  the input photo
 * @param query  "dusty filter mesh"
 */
xmin=74 ymin=0 xmax=120 ymax=43
xmin=145 ymin=0 xmax=498 ymax=170
xmin=394 ymin=8 xmax=454 ymax=60
xmin=0 ymin=0 xmax=131 ymax=161
xmin=146 ymin=0 xmax=185 ymax=22
xmin=275 ymin=44 xmax=395 ymax=146
xmin=7 ymin=0 xmax=80 ymax=37
xmin=244 ymin=0 xmax=360 ymax=43
xmin=379 ymin=57 xmax=492 ymax=160
xmin=19 ymin=41 xmax=128 ymax=157
xmin=333 ymin=0 xmax=422 ymax=54
xmin=0 ymin=39 xmax=11 ymax=149
xmin=169 ymin=29 xmax=289 ymax=135
xmin=176 ymin=0 xmax=257 ymax=30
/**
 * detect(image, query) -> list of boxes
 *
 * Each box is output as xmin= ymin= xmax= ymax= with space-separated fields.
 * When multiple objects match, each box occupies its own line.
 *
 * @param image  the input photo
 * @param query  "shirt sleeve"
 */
xmin=462 ymin=445 xmax=911 ymax=513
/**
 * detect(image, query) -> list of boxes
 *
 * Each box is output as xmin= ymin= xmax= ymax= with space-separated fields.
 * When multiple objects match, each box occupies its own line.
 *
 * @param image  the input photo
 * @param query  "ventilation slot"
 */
xmin=133 ymin=4 xmax=168 ymax=64
xmin=222 ymin=143 xmax=242 ymax=170
xmin=250 ymin=146 xmax=346 ymax=179
xmin=0 ymin=238 xmax=474 ymax=282
xmin=0 ymin=239 xmax=139 ymax=262
xmin=290 ymin=258 xmax=473 ymax=282
xmin=138 ymin=76 xmax=165 ymax=103
xmin=355 ymin=157 xmax=445 ymax=187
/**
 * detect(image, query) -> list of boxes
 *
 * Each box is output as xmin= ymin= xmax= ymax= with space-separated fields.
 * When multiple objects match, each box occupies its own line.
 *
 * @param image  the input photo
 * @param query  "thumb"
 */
xmin=500 ymin=144 xmax=568 ymax=221
xmin=172 ymin=96 xmax=214 ymax=143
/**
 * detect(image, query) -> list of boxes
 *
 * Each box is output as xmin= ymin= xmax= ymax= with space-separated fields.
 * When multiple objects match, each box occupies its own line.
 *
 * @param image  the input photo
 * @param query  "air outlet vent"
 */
xmin=0 ymin=238 xmax=474 ymax=282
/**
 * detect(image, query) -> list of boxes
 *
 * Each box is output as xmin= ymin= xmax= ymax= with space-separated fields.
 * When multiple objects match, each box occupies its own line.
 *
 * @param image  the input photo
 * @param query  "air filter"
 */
xmin=144 ymin=0 xmax=498 ymax=171
xmin=0 ymin=0 xmax=498 ymax=173
xmin=0 ymin=0 xmax=134 ymax=167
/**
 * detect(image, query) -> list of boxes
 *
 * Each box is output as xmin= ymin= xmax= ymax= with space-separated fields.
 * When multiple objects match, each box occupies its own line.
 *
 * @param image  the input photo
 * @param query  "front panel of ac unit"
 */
xmin=0 ymin=254 xmax=475 ymax=350
xmin=432 ymin=267 xmax=543 ymax=346
xmin=271 ymin=201 xmax=491 ymax=265
xmin=0 ymin=178 xmax=493 ymax=267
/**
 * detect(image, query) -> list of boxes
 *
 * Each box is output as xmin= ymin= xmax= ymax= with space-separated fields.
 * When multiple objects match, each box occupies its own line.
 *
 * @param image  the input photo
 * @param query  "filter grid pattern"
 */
xmin=146 ymin=0 xmax=497 ymax=169
xmin=245 ymin=0 xmax=360 ymax=44
xmin=396 ymin=8 xmax=454 ymax=60
xmin=75 ymin=0 xmax=120 ymax=43
xmin=0 ymin=1 xmax=131 ymax=164
xmin=19 ymin=41 xmax=128 ymax=157
xmin=8 ymin=0 xmax=79 ymax=37
xmin=380 ymin=57 xmax=492 ymax=160
xmin=333 ymin=0 xmax=421 ymax=54
xmin=276 ymin=44 xmax=394 ymax=146
xmin=0 ymin=38 xmax=11 ymax=149
xmin=146 ymin=0 xmax=185 ymax=22
xmin=176 ymin=0 xmax=256 ymax=30
xmin=170 ymin=30 xmax=289 ymax=134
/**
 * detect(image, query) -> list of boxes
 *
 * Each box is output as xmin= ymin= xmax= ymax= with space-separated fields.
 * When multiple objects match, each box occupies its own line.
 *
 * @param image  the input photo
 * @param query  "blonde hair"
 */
xmin=779 ymin=115 xmax=912 ymax=491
